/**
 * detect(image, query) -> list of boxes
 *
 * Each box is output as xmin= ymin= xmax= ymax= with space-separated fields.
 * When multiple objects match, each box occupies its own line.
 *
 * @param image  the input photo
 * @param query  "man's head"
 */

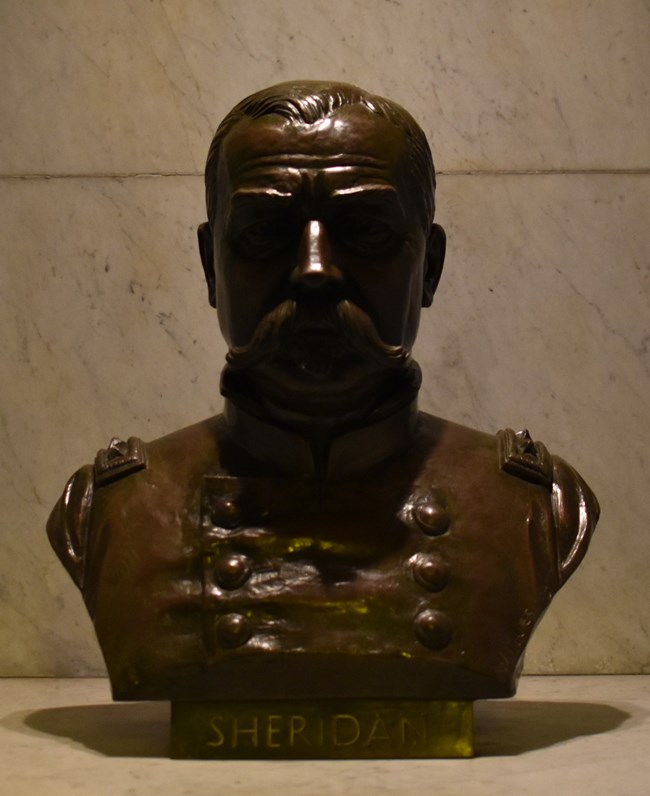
xmin=198 ymin=81 xmax=446 ymax=421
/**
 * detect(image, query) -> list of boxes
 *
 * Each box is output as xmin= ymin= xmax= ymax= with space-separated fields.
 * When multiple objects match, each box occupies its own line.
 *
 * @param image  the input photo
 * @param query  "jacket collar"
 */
xmin=223 ymin=395 xmax=419 ymax=480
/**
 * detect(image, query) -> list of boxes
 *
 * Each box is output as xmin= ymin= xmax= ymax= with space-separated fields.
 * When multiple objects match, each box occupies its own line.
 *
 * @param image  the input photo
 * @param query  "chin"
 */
xmin=253 ymin=360 xmax=387 ymax=419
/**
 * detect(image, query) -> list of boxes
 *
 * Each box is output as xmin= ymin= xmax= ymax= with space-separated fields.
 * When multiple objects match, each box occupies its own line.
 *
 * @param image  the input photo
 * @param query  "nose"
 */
xmin=291 ymin=220 xmax=343 ymax=291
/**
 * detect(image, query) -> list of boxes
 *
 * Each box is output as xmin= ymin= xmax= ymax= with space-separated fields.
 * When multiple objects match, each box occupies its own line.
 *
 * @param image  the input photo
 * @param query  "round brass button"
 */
xmin=413 ymin=499 xmax=449 ymax=536
xmin=211 ymin=498 xmax=241 ymax=529
xmin=216 ymin=613 xmax=252 ymax=648
xmin=214 ymin=554 xmax=252 ymax=590
xmin=410 ymin=553 xmax=450 ymax=592
xmin=414 ymin=609 xmax=453 ymax=650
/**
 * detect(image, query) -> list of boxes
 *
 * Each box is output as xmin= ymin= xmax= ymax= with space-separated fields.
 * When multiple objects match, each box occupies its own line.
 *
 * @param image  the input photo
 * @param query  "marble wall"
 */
xmin=1 ymin=0 xmax=648 ymax=676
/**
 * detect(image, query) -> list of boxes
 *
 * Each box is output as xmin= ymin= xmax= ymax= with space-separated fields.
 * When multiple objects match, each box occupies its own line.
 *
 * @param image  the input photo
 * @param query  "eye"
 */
xmin=232 ymin=219 xmax=296 ymax=258
xmin=336 ymin=214 xmax=401 ymax=255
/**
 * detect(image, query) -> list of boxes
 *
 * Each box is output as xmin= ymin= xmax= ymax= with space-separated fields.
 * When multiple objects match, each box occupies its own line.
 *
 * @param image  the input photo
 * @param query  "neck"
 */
xmin=220 ymin=362 xmax=422 ymax=478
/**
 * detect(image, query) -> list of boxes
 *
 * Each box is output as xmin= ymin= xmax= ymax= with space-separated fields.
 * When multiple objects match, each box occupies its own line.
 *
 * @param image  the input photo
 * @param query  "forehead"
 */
xmin=218 ymin=106 xmax=411 ymax=193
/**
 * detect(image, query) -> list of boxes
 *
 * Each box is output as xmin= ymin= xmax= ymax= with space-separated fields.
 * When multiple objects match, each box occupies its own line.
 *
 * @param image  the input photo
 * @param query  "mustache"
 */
xmin=225 ymin=299 xmax=410 ymax=372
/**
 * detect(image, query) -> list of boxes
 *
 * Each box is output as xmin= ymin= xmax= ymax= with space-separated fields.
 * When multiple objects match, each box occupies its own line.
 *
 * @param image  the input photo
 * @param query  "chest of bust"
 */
xmin=85 ymin=433 xmax=556 ymax=701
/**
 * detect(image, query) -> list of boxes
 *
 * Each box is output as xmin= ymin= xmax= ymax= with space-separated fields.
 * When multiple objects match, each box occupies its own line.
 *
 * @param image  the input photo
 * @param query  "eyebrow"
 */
xmin=330 ymin=184 xmax=400 ymax=200
xmin=230 ymin=184 xmax=399 ymax=204
xmin=231 ymin=188 xmax=295 ymax=202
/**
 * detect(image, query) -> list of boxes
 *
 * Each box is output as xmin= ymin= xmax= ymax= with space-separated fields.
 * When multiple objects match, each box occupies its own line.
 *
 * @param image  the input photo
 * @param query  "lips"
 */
xmin=280 ymin=330 xmax=350 ymax=380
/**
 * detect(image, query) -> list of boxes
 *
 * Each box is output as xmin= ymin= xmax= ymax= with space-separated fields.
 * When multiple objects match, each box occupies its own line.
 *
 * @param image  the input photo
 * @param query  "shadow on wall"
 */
xmin=0 ymin=699 xmax=633 ymax=758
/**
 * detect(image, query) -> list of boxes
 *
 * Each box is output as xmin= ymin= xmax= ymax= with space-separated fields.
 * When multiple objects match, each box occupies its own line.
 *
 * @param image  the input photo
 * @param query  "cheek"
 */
xmin=214 ymin=267 xmax=235 ymax=347
xmin=214 ymin=249 xmax=249 ymax=347
xmin=353 ymin=248 xmax=425 ymax=347
xmin=402 ymin=291 xmax=423 ymax=350
xmin=215 ymin=249 xmax=289 ymax=347
xmin=404 ymin=249 xmax=427 ymax=334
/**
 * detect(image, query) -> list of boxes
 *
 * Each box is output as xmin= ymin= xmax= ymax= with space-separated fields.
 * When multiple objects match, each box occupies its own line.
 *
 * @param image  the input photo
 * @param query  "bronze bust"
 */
xmin=47 ymin=81 xmax=599 ymax=753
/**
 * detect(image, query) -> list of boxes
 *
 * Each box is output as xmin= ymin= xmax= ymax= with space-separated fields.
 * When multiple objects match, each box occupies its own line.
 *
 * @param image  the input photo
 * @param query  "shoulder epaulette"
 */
xmin=94 ymin=436 xmax=147 ymax=487
xmin=497 ymin=428 xmax=553 ymax=488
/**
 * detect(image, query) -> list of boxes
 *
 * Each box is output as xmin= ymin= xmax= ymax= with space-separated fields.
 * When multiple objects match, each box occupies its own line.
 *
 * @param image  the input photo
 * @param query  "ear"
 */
xmin=197 ymin=222 xmax=216 ymax=308
xmin=422 ymin=223 xmax=446 ymax=307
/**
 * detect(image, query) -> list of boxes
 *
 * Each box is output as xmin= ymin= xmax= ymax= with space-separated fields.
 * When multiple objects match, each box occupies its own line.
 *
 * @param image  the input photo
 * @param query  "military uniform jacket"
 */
xmin=47 ymin=400 xmax=599 ymax=701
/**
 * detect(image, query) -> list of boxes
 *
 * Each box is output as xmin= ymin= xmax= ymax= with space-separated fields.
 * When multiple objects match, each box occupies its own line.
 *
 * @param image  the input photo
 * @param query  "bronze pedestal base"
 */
xmin=170 ymin=699 xmax=474 ymax=759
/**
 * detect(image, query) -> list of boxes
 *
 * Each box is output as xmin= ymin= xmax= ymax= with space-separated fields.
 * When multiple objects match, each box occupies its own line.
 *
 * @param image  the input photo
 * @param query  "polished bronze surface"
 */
xmin=171 ymin=699 xmax=474 ymax=759
xmin=47 ymin=82 xmax=599 ymax=717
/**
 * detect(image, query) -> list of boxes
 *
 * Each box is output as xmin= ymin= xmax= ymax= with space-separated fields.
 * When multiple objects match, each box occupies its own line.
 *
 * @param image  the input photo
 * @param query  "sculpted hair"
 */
xmin=204 ymin=81 xmax=436 ymax=230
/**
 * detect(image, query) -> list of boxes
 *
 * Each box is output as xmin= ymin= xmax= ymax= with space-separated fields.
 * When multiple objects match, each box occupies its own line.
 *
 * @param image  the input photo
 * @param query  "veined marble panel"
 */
xmin=418 ymin=173 xmax=650 ymax=674
xmin=0 ymin=0 xmax=648 ymax=175
xmin=0 ymin=172 xmax=648 ymax=675
xmin=0 ymin=175 xmax=218 ymax=675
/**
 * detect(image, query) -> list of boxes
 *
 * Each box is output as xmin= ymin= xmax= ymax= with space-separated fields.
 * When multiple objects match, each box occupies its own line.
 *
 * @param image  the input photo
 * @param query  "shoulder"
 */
xmin=495 ymin=425 xmax=599 ymax=581
xmin=416 ymin=413 xmax=600 ymax=583
xmin=46 ymin=415 xmax=227 ymax=587
xmin=549 ymin=453 xmax=600 ymax=583
xmin=46 ymin=464 xmax=95 ymax=588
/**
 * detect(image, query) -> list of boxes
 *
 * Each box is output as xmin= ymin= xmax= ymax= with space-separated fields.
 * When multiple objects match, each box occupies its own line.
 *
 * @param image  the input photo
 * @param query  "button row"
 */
xmin=411 ymin=494 xmax=452 ymax=650
xmin=208 ymin=495 xmax=454 ymax=652
xmin=210 ymin=553 xmax=253 ymax=648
